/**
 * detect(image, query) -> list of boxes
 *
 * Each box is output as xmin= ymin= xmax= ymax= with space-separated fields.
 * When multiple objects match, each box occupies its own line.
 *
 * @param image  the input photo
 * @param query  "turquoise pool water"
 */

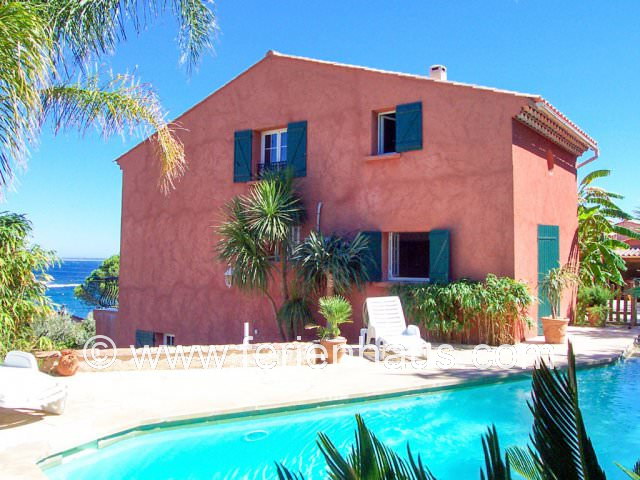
xmin=44 ymin=358 xmax=640 ymax=479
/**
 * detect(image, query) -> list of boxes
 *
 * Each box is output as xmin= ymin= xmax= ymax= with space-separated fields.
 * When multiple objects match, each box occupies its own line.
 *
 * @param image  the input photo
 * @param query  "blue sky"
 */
xmin=4 ymin=0 xmax=639 ymax=258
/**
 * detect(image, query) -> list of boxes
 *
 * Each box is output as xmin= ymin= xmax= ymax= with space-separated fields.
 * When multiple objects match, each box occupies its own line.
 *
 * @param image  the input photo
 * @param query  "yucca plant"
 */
xmin=539 ymin=265 xmax=579 ymax=319
xmin=0 ymin=0 xmax=218 ymax=193
xmin=293 ymin=231 xmax=372 ymax=297
xmin=274 ymin=343 xmax=639 ymax=479
xmin=217 ymin=170 xmax=305 ymax=340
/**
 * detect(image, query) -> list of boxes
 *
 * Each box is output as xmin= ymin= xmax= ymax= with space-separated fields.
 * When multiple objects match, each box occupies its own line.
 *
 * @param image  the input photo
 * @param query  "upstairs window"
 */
xmin=163 ymin=334 xmax=175 ymax=346
xmin=389 ymin=232 xmax=430 ymax=281
xmin=377 ymin=111 xmax=396 ymax=154
xmin=259 ymin=128 xmax=288 ymax=176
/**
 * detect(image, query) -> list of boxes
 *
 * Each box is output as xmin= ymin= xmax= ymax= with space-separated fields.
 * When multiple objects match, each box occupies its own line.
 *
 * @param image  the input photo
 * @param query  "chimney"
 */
xmin=429 ymin=65 xmax=447 ymax=81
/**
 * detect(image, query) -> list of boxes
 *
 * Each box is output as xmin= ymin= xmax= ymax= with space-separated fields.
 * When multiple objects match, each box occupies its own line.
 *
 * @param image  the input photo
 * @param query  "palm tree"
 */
xmin=576 ymin=170 xmax=640 ymax=287
xmin=0 ymin=0 xmax=217 ymax=193
xmin=275 ymin=343 xmax=639 ymax=479
xmin=217 ymin=170 xmax=305 ymax=340
xmin=293 ymin=230 xmax=372 ymax=297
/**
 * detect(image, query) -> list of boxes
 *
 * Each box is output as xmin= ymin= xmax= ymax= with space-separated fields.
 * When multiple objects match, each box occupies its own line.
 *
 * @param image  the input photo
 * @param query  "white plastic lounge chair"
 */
xmin=361 ymin=296 xmax=431 ymax=360
xmin=0 ymin=351 xmax=67 ymax=415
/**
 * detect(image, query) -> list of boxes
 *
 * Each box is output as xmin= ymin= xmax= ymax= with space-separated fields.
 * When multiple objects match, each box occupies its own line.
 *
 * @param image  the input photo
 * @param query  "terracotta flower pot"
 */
xmin=541 ymin=317 xmax=569 ymax=344
xmin=56 ymin=349 xmax=79 ymax=376
xmin=586 ymin=307 xmax=606 ymax=327
xmin=320 ymin=337 xmax=347 ymax=364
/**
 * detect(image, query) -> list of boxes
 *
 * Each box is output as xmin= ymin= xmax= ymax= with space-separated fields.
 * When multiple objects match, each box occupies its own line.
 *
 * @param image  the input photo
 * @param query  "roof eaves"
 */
xmin=268 ymin=50 xmax=541 ymax=99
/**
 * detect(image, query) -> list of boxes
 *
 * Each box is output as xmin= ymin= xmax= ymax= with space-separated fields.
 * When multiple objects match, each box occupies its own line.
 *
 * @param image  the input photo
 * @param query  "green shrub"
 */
xmin=0 ymin=212 xmax=57 ymax=357
xmin=578 ymin=285 xmax=613 ymax=308
xmin=278 ymin=296 xmax=312 ymax=339
xmin=391 ymin=275 xmax=533 ymax=345
xmin=576 ymin=285 xmax=613 ymax=325
xmin=32 ymin=312 xmax=96 ymax=350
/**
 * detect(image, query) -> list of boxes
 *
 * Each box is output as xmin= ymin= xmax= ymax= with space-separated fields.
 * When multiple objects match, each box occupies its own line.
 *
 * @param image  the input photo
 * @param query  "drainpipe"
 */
xmin=316 ymin=202 xmax=323 ymax=232
xmin=242 ymin=322 xmax=251 ymax=345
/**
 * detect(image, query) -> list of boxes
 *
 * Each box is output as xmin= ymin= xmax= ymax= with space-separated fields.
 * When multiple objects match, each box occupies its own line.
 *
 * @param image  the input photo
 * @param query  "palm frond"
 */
xmin=580 ymin=169 xmax=610 ymax=189
xmin=0 ymin=0 xmax=216 ymax=192
xmin=616 ymin=461 xmax=640 ymax=480
xmin=217 ymin=198 xmax=273 ymax=292
xmin=611 ymin=225 xmax=640 ymax=240
xmin=0 ymin=1 xmax=53 ymax=187
xmin=293 ymin=231 xmax=372 ymax=296
xmin=505 ymin=446 xmax=543 ymax=480
xmin=41 ymin=0 xmax=217 ymax=71
xmin=244 ymin=169 xmax=305 ymax=243
xmin=480 ymin=426 xmax=512 ymax=480
xmin=41 ymin=74 xmax=185 ymax=192
xmin=528 ymin=342 xmax=606 ymax=480
xmin=275 ymin=463 xmax=306 ymax=480
xmin=316 ymin=414 xmax=437 ymax=479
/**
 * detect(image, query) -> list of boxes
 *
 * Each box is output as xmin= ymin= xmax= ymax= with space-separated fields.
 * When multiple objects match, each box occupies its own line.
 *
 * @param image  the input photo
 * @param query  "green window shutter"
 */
xmin=360 ymin=231 xmax=382 ymax=282
xmin=429 ymin=230 xmax=450 ymax=283
xmin=233 ymin=130 xmax=253 ymax=182
xmin=537 ymin=225 xmax=560 ymax=331
xmin=286 ymin=121 xmax=307 ymax=177
xmin=135 ymin=329 xmax=155 ymax=348
xmin=395 ymin=101 xmax=422 ymax=152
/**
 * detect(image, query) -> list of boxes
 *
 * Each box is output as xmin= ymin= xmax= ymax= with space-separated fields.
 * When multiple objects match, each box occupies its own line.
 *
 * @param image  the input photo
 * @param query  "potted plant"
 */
xmin=313 ymin=296 xmax=352 ymax=364
xmin=577 ymin=285 xmax=613 ymax=326
xmin=539 ymin=265 xmax=578 ymax=343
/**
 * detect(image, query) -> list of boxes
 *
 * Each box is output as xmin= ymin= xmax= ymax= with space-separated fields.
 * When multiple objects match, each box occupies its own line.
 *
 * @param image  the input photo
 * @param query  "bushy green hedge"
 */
xmin=391 ymin=275 xmax=534 ymax=345
xmin=32 ymin=312 xmax=96 ymax=350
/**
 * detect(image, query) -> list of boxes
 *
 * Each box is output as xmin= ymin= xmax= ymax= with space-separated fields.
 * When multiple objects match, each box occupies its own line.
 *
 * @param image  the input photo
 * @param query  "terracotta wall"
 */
xmin=113 ymin=54 xmax=578 ymax=346
xmin=511 ymin=120 xmax=579 ymax=335
xmin=93 ymin=309 xmax=119 ymax=342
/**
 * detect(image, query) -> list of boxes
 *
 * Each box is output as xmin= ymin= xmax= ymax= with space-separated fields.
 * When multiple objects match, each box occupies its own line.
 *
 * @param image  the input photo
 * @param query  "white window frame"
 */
xmin=388 ymin=232 xmax=430 ymax=282
xmin=377 ymin=111 xmax=396 ymax=155
xmin=163 ymin=333 xmax=175 ymax=346
xmin=290 ymin=225 xmax=301 ymax=246
xmin=260 ymin=128 xmax=288 ymax=166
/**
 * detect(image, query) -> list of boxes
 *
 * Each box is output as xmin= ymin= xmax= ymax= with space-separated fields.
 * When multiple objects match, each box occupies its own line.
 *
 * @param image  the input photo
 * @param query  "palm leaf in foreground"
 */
xmin=275 ymin=343 xmax=639 ymax=479
xmin=276 ymin=414 xmax=436 ymax=480
xmin=481 ymin=426 xmax=511 ymax=480
xmin=508 ymin=342 xmax=606 ymax=480
xmin=616 ymin=460 xmax=640 ymax=480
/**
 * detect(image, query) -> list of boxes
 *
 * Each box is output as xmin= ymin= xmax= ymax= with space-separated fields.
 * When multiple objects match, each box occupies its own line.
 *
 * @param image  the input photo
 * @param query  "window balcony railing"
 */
xmin=87 ymin=276 xmax=119 ymax=308
xmin=256 ymin=161 xmax=288 ymax=178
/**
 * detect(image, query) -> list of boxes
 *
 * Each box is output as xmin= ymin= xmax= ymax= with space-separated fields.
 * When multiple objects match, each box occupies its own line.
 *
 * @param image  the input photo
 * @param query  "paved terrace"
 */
xmin=2 ymin=326 xmax=639 ymax=479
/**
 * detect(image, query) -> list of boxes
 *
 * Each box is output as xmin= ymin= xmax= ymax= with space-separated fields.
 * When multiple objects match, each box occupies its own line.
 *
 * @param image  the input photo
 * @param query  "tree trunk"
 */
xmin=326 ymin=271 xmax=335 ymax=297
xmin=266 ymin=292 xmax=287 ymax=342
xmin=279 ymin=242 xmax=290 ymax=341
xmin=281 ymin=250 xmax=290 ymax=302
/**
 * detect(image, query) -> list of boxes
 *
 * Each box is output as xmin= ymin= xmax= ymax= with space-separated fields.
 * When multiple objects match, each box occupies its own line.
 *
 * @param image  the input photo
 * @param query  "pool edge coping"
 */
xmin=37 ymin=345 xmax=637 ymax=472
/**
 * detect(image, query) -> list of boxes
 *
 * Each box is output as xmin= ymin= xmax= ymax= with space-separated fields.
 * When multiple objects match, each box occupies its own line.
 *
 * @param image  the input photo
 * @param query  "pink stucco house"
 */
xmin=98 ymin=52 xmax=598 ymax=347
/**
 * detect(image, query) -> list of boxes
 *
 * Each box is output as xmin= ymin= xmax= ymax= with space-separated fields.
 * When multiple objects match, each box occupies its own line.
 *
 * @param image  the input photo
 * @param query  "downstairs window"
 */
xmin=388 ymin=232 xmax=430 ymax=281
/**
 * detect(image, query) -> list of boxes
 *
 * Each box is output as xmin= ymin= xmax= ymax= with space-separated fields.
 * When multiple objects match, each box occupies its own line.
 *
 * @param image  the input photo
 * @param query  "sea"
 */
xmin=46 ymin=259 xmax=105 ymax=319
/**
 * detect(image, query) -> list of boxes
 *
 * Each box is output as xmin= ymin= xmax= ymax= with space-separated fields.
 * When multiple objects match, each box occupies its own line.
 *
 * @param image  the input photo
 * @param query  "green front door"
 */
xmin=537 ymin=225 xmax=560 ymax=334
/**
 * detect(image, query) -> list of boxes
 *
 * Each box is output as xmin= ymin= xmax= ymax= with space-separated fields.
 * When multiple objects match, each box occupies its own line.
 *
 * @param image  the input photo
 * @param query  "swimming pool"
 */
xmin=43 ymin=357 xmax=640 ymax=479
